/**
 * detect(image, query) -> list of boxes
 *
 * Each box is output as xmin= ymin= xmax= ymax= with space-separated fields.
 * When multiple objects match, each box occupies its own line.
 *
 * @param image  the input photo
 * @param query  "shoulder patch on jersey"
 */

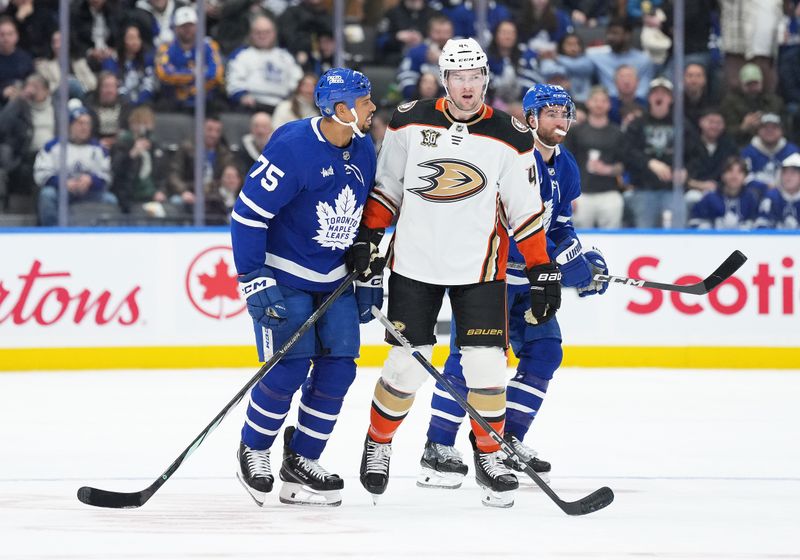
xmin=389 ymin=99 xmax=447 ymax=130
xmin=469 ymin=108 xmax=534 ymax=154
xmin=397 ymin=100 xmax=417 ymax=113
xmin=511 ymin=116 xmax=529 ymax=133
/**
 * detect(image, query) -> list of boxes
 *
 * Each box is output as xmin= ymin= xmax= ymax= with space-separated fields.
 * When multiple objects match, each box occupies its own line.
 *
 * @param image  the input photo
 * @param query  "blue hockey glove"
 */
xmin=238 ymin=267 xmax=288 ymax=330
xmin=354 ymin=258 xmax=385 ymax=324
xmin=525 ymin=261 xmax=562 ymax=325
xmin=577 ymin=247 xmax=609 ymax=297
xmin=346 ymin=227 xmax=385 ymax=280
xmin=553 ymin=237 xmax=592 ymax=289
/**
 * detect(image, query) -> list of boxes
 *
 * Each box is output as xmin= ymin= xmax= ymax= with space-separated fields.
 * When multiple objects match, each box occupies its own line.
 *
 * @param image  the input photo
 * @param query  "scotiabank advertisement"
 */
xmin=0 ymin=230 xmax=797 ymax=369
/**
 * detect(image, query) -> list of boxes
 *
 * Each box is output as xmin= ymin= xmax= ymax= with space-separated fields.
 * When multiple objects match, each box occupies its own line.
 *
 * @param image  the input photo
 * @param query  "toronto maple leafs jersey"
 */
xmin=361 ymin=98 xmax=549 ymax=286
xmin=506 ymin=145 xmax=582 ymax=287
xmin=231 ymin=117 xmax=376 ymax=292
xmin=755 ymin=187 xmax=800 ymax=229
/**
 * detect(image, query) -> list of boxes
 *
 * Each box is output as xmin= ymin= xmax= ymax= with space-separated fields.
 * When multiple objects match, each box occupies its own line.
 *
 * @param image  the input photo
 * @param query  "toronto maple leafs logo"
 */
xmin=313 ymin=185 xmax=364 ymax=250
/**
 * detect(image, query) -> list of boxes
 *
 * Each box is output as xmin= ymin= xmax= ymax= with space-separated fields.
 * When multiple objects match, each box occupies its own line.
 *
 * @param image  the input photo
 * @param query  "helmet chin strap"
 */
xmin=332 ymin=107 xmax=365 ymax=138
xmin=533 ymin=129 xmax=558 ymax=150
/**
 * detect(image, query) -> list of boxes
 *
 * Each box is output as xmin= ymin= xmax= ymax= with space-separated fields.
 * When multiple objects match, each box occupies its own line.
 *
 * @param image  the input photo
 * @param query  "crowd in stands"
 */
xmin=0 ymin=0 xmax=799 ymax=229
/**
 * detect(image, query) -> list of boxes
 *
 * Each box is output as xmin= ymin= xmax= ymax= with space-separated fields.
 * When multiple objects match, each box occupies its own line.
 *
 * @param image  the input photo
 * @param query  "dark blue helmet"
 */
xmin=522 ymin=83 xmax=576 ymax=122
xmin=314 ymin=68 xmax=372 ymax=117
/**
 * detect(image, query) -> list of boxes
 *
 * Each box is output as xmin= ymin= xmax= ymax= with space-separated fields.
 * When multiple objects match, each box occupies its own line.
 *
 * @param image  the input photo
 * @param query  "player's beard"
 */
xmin=538 ymin=128 xmax=566 ymax=146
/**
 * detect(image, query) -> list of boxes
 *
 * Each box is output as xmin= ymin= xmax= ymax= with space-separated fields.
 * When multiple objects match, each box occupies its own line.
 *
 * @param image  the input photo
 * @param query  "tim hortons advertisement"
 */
xmin=0 ymin=231 xmax=798 ymax=354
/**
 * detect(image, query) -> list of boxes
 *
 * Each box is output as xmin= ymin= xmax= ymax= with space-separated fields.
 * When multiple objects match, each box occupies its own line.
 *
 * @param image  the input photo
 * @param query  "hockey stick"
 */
xmin=372 ymin=306 xmax=614 ymax=516
xmin=77 ymin=270 xmax=360 ymax=509
xmin=592 ymin=250 xmax=747 ymax=295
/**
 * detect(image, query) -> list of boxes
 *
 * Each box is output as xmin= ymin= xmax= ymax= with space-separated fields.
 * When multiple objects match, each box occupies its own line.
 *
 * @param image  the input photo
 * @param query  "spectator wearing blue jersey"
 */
xmin=231 ymin=68 xmax=378 ymax=508
xmin=418 ymin=84 xmax=609 ymax=489
xmin=101 ymin=24 xmax=155 ymax=106
xmin=741 ymin=113 xmax=800 ymax=202
xmin=397 ymin=14 xmax=452 ymax=100
xmin=756 ymin=153 xmax=800 ymax=228
xmin=689 ymin=156 xmax=759 ymax=229
xmin=154 ymin=6 xmax=224 ymax=112
xmin=34 ymin=102 xmax=116 ymax=226
xmin=586 ymin=17 xmax=653 ymax=99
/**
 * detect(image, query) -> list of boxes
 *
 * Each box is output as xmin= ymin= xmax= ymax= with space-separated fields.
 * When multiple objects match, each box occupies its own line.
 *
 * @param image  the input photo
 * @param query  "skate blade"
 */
xmin=278 ymin=482 xmax=341 ymax=507
xmin=478 ymin=484 xmax=515 ymax=508
xmin=416 ymin=467 xmax=464 ymax=489
xmin=236 ymin=471 xmax=268 ymax=507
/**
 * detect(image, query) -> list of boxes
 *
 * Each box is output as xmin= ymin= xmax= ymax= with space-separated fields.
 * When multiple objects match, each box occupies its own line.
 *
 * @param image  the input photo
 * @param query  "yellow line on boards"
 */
xmin=0 ymin=345 xmax=798 ymax=371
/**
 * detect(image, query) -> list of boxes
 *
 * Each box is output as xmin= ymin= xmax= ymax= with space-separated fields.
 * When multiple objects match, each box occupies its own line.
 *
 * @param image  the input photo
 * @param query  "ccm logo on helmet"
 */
xmin=410 ymin=159 xmax=487 ymax=202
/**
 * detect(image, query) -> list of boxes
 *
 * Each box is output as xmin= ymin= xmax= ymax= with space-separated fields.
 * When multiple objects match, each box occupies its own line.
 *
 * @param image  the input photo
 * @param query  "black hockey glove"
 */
xmin=525 ymin=262 xmax=562 ymax=325
xmin=346 ymin=227 xmax=385 ymax=280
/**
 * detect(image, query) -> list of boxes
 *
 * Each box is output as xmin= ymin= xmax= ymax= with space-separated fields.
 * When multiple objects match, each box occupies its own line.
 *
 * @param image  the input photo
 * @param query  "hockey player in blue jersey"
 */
xmin=417 ymin=84 xmax=610 ymax=490
xmin=230 ymin=68 xmax=377 ymax=507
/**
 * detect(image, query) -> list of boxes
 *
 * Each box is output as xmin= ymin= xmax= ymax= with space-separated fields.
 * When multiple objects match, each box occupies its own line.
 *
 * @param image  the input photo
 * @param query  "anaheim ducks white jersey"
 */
xmin=362 ymin=98 xmax=548 ymax=286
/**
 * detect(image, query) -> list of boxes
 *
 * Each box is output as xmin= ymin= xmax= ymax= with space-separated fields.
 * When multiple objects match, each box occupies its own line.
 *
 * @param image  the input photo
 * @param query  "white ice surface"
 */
xmin=1 ymin=367 xmax=799 ymax=560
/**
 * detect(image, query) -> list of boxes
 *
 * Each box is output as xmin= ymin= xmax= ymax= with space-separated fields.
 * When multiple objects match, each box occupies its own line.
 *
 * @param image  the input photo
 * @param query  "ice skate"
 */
xmin=360 ymin=434 xmax=392 ymax=504
xmin=471 ymin=433 xmax=518 ymax=508
xmin=278 ymin=426 xmax=343 ymax=507
xmin=236 ymin=442 xmax=274 ymax=507
xmin=502 ymin=433 xmax=551 ymax=484
xmin=417 ymin=439 xmax=468 ymax=489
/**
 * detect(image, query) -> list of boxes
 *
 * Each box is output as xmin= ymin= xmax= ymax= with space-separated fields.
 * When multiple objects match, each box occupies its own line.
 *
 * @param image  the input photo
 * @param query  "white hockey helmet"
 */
xmin=438 ymin=38 xmax=490 ymax=99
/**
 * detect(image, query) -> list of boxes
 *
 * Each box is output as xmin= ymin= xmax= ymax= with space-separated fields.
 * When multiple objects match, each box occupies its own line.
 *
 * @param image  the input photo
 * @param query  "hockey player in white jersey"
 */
xmin=417 ymin=84 xmax=611 ymax=490
xmin=353 ymin=38 xmax=562 ymax=508
xmin=230 ymin=68 xmax=377 ymax=507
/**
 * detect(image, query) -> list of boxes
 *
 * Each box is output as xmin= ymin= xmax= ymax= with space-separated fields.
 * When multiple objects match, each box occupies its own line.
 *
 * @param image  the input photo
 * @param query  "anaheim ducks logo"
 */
xmin=409 ymin=159 xmax=487 ymax=203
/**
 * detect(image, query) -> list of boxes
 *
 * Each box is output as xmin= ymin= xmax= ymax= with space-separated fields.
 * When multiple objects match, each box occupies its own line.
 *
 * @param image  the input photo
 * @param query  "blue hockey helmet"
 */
xmin=314 ymin=68 xmax=372 ymax=117
xmin=522 ymin=83 xmax=576 ymax=123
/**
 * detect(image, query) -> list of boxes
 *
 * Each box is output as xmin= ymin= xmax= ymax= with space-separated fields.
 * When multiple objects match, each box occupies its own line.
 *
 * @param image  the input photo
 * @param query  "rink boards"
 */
xmin=0 ymin=228 xmax=798 ymax=370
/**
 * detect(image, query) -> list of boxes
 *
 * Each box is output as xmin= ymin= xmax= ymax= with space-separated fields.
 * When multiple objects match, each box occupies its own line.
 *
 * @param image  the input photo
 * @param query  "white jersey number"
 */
xmin=250 ymin=154 xmax=286 ymax=192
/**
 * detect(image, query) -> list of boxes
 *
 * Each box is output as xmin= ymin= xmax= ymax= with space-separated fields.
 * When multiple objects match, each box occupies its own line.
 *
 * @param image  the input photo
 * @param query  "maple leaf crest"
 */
xmin=198 ymin=258 xmax=239 ymax=301
xmin=313 ymin=185 xmax=363 ymax=250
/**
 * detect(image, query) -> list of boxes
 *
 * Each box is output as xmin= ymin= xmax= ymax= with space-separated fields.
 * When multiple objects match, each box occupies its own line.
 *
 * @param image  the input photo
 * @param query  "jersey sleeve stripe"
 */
xmin=369 ymin=188 xmax=398 ymax=214
xmin=512 ymin=211 xmax=543 ymax=242
xmin=515 ymin=230 xmax=549 ymax=266
xmin=238 ymin=191 xmax=275 ymax=219
xmin=231 ymin=209 xmax=269 ymax=229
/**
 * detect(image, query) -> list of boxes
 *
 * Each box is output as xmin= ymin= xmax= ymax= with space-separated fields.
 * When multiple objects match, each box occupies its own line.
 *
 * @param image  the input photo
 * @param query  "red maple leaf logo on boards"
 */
xmin=197 ymin=258 xmax=238 ymax=301
xmin=185 ymin=246 xmax=246 ymax=320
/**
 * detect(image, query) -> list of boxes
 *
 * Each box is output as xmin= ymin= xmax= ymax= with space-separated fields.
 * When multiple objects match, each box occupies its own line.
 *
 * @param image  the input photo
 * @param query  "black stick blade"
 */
xmin=77 ymin=486 xmax=152 ymax=509
xmin=702 ymin=250 xmax=748 ymax=293
xmin=566 ymin=486 xmax=615 ymax=516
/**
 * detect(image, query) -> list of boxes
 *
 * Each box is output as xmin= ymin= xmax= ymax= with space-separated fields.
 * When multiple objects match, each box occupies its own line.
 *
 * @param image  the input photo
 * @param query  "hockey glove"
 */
xmin=238 ymin=267 xmax=288 ymax=330
xmin=577 ymin=247 xmax=609 ymax=297
xmin=346 ymin=227 xmax=385 ymax=280
xmin=525 ymin=262 xmax=562 ymax=325
xmin=355 ymin=261 xmax=385 ymax=324
xmin=553 ymin=237 xmax=592 ymax=288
